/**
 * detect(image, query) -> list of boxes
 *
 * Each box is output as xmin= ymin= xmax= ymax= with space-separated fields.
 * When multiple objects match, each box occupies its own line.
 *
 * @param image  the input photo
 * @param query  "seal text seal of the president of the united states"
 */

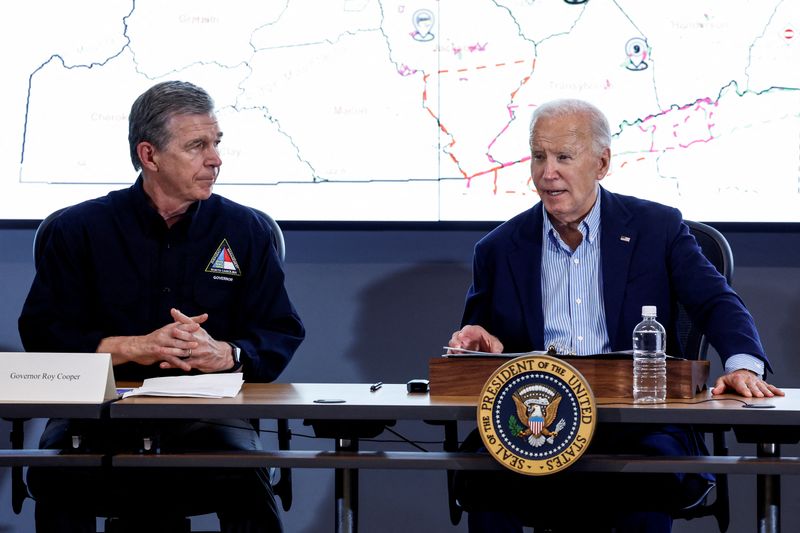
xmin=477 ymin=355 xmax=596 ymax=475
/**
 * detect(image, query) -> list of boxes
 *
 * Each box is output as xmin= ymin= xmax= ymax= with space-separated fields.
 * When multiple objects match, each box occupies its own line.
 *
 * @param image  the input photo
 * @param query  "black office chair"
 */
xmin=32 ymin=207 xmax=70 ymax=270
xmin=6 ymin=207 xmax=72 ymax=517
xmin=671 ymin=220 xmax=733 ymax=532
xmin=22 ymin=206 xmax=294 ymax=531
xmin=249 ymin=208 xmax=294 ymax=514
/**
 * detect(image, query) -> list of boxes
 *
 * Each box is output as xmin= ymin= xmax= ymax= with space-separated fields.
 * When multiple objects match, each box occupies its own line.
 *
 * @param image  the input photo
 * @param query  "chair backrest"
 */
xmin=250 ymin=208 xmax=285 ymax=263
xmin=674 ymin=220 xmax=733 ymax=532
xmin=686 ymin=220 xmax=733 ymax=285
xmin=32 ymin=207 xmax=70 ymax=270
xmin=245 ymin=209 xmax=292 ymax=510
xmin=675 ymin=220 xmax=734 ymax=361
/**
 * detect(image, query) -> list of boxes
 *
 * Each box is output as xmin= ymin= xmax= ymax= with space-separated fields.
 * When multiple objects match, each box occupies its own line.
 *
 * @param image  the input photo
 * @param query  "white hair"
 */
xmin=529 ymin=99 xmax=611 ymax=155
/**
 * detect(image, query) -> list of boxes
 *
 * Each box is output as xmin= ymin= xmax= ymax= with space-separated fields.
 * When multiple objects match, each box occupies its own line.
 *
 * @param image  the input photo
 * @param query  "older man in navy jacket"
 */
xmin=20 ymin=81 xmax=304 ymax=533
xmin=448 ymin=99 xmax=781 ymax=533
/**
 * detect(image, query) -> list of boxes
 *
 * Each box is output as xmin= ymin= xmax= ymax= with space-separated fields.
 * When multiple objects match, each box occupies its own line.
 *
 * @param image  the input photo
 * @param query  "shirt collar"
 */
xmin=131 ymin=175 xmax=201 ymax=236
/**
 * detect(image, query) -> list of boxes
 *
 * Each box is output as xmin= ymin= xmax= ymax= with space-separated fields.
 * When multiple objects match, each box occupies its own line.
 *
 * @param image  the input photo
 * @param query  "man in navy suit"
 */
xmin=448 ymin=99 xmax=782 ymax=532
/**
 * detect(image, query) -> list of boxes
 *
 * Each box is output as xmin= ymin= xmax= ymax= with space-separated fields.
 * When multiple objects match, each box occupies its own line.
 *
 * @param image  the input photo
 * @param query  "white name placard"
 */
xmin=0 ymin=352 xmax=116 ymax=403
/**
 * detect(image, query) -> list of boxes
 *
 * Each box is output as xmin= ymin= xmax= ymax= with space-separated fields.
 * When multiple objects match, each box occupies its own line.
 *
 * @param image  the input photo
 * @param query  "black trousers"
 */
xmin=455 ymin=423 xmax=713 ymax=533
xmin=27 ymin=418 xmax=283 ymax=533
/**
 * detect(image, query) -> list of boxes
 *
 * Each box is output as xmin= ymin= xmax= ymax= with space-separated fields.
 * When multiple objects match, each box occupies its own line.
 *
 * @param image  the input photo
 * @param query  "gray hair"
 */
xmin=529 ymin=99 xmax=611 ymax=155
xmin=128 ymin=80 xmax=215 ymax=170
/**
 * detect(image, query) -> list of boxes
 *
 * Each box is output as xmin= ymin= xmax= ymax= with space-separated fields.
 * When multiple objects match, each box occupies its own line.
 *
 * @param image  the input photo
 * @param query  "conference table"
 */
xmin=105 ymin=383 xmax=800 ymax=533
xmin=3 ymin=384 xmax=800 ymax=532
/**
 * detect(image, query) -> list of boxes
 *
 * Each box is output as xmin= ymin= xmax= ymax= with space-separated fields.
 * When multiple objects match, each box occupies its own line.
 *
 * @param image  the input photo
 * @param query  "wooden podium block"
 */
xmin=429 ymin=356 xmax=709 ymax=399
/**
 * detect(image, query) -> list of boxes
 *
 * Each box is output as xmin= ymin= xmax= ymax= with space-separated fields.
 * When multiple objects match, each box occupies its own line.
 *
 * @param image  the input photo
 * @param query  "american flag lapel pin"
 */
xmin=620 ymin=235 xmax=631 ymax=243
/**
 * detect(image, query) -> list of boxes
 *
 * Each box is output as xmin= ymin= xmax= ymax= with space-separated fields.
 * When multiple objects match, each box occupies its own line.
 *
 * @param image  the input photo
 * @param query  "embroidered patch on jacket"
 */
xmin=205 ymin=239 xmax=242 ymax=277
xmin=477 ymin=355 xmax=596 ymax=476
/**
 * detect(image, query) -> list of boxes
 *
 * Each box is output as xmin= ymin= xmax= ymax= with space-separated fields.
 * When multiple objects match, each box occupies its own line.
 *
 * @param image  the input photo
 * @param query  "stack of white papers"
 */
xmin=121 ymin=373 xmax=244 ymax=398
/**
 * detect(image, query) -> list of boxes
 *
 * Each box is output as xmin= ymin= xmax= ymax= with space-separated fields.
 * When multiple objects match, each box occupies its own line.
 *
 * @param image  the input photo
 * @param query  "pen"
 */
xmin=370 ymin=381 xmax=383 ymax=392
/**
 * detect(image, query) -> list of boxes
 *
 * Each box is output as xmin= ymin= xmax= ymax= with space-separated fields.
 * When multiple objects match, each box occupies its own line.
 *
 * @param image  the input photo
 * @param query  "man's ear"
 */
xmin=596 ymin=147 xmax=611 ymax=181
xmin=136 ymin=142 xmax=159 ymax=172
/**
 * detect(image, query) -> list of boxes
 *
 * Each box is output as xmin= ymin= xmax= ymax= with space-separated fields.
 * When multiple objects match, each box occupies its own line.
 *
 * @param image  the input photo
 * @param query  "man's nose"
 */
xmin=206 ymin=145 xmax=222 ymax=167
xmin=542 ymin=159 xmax=559 ymax=179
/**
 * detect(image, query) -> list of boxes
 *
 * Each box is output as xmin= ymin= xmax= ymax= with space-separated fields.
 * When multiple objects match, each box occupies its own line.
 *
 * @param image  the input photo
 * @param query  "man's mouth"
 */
xmin=544 ymin=190 xmax=566 ymax=197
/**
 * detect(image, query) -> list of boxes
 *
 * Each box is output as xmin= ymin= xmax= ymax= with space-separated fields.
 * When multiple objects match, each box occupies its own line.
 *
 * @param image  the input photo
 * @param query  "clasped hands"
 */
xmin=449 ymin=325 xmax=783 ymax=399
xmin=99 ymin=308 xmax=235 ymax=373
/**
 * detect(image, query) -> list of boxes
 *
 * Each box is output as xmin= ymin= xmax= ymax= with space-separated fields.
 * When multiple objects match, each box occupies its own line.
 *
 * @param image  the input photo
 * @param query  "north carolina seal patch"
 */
xmin=477 ymin=355 xmax=596 ymax=476
xmin=205 ymin=239 xmax=242 ymax=277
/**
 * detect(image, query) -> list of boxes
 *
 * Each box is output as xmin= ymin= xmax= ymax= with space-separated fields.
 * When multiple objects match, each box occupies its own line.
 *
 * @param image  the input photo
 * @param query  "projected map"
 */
xmin=3 ymin=0 xmax=799 ymax=221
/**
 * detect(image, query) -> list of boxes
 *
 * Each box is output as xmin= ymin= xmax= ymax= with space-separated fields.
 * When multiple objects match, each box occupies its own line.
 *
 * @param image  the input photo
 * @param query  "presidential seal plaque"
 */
xmin=477 ymin=355 xmax=596 ymax=476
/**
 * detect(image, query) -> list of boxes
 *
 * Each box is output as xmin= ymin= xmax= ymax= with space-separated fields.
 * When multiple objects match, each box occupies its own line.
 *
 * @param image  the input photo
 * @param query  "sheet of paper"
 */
xmin=121 ymin=373 xmax=244 ymax=398
xmin=440 ymin=347 xmax=548 ymax=358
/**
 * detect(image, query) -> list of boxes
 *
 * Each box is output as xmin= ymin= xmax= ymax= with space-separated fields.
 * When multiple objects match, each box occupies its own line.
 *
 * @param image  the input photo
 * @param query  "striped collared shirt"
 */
xmin=541 ymin=193 xmax=610 ymax=356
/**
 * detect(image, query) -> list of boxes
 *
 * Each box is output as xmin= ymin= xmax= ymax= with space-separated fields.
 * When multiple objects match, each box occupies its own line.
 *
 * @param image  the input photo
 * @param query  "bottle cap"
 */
xmin=642 ymin=305 xmax=657 ymax=317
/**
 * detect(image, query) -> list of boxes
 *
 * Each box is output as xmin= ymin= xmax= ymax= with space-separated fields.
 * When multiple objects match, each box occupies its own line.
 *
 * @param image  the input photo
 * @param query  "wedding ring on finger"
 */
xmin=188 ymin=348 xmax=192 ymax=357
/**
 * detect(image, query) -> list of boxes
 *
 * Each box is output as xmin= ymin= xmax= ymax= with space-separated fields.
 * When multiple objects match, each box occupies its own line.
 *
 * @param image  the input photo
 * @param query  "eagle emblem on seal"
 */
xmin=511 ymin=384 xmax=567 ymax=447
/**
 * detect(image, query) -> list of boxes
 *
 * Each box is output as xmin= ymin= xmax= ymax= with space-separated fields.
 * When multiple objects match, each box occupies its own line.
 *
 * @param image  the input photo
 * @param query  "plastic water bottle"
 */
xmin=632 ymin=305 xmax=667 ymax=403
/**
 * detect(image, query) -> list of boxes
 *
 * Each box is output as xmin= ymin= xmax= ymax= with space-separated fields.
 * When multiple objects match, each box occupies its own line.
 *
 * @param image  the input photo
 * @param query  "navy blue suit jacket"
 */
xmin=462 ymin=187 xmax=768 ymax=370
